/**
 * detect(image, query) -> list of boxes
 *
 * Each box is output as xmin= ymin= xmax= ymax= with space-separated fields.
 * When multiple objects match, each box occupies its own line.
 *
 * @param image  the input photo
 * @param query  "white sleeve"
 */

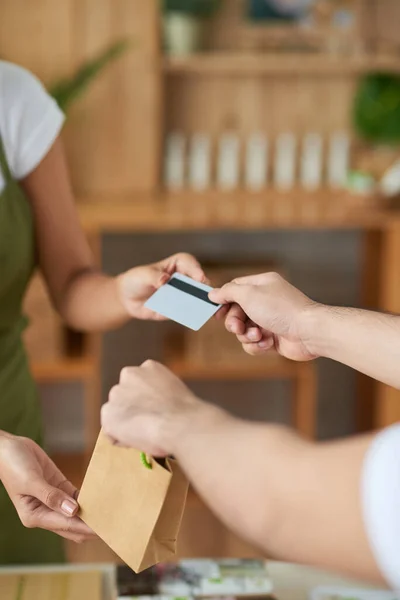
xmin=362 ymin=423 xmax=400 ymax=590
xmin=0 ymin=61 xmax=65 ymax=180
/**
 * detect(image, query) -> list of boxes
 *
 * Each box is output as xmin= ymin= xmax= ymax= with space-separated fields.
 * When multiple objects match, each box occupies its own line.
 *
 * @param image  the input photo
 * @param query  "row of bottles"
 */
xmin=164 ymin=131 xmax=350 ymax=192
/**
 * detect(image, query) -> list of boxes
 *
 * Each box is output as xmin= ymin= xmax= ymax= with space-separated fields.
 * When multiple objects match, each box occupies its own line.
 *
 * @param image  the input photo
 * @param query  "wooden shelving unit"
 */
xmin=31 ymin=358 xmax=95 ymax=384
xmin=33 ymin=353 xmax=100 ymax=470
xmin=166 ymin=349 xmax=317 ymax=439
xmin=77 ymin=191 xmax=391 ymax=234
xmin=67 ymin=0 xmax=400 ymax=441
xmin=52 ymin=452 xmax=88 ymax=488
xmin=167 ymin=354 xmax=304 ymax=381
xmin=164 ymin=52 xmax=400 ymax=77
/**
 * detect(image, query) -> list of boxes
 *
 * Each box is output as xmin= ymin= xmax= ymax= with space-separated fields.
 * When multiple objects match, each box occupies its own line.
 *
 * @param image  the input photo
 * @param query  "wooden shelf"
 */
xmin=166 ymin=353 xmax=309 ymax=381
xmin=31 ymin=358 xmax=95 ymax=384
xmin=164 ymin=52 xmax=400 ymax=76
xmin=78 ymin=191 xmax=393 ymax=233
xmin=166 ymin=351 xmax=317 ymax=437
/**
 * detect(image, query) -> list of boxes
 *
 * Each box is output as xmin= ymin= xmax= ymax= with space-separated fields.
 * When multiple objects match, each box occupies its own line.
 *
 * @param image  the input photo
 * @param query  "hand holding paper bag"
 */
xmin=78 ymin=431 xmax=188 ymax=573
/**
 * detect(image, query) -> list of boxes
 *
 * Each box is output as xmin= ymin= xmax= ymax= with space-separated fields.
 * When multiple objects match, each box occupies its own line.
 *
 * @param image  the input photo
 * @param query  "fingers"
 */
xmin=227 ymin=272 xmax=281 ymax=286
xmin=57 ymin=478 xmax=79 ymax=502
xmin=137 ymin=270 xmax=169 ymax=299
xmin=237 ymin=327 xmax=263 ymax=343
xmin=224 ymin=304 xmax=248 ymax=335
xmin=54 ymin=530 xmax=94 ymax=544
xmin=209 ymin=282 xmax=248 ymax=306
xmin=30 ymin=480 xmax=79 ymax=518
xmin=23 ymin=510 xmax=95 ymax=541
xmin=44 ymin=513 xmax=94 ymax=538
xmin=210 ymin=272 xmax=284 ymax=305
xmin=221 ymin=304 xmax=264 ymax=343
xmin=242 ymin=340 xmax=274 ymax=355
xmin=258 ymin=335 xmax=275 ymax=350
xmin=119 ymin=365 xmax=139 ymax=386
xmin=121 ymin=267 xmax=164 ymax=300
xmin=18 ymin=496 xmax=95 ymax=541
xmin=159 ymin=253 xmax=206 ymax=283
xmin=119 ymin=360 xmax=166 ymax=385
xmin=214 ymin=304 xmax=229 ymax=321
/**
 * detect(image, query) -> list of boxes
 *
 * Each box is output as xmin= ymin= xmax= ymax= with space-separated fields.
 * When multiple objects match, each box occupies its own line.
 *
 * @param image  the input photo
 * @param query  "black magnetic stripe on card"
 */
xmin=167 ymin=278 xmax=219 ymax=307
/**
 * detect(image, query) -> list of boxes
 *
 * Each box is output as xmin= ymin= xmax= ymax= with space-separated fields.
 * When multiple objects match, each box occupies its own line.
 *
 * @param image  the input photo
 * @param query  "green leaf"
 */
xmin=353 ymin=73 xmax=400 ymax=144
xmin=15 ymin=576 xmax=25 ymax=600
xmin=50 ymin=38 xmax=130 ymax=112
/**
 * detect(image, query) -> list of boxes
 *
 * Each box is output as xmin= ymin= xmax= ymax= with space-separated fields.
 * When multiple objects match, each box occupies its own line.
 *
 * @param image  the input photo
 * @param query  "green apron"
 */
xmin=0 ymin=136 xmax=64 ymax=564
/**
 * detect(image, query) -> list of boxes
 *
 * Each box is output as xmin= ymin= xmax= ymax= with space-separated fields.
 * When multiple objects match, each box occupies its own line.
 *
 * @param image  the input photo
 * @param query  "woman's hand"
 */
xmin=117 ymin=253 xmax=206 ymax=320
xmin=0 ymin=432 xmax=95 ymax=543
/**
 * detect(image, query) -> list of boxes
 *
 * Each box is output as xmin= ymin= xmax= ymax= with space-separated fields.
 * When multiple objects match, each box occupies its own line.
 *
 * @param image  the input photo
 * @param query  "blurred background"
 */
xmin=2 ymin=0 xmax=400 ymax=562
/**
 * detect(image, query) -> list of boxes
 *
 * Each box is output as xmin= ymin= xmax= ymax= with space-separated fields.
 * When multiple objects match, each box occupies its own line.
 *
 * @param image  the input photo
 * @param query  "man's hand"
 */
xmin=209 ymin=272 xmax=319 ymax=362
xmin=102 ymin=360 xmax=203 ymax=456
xmin=117 ymin=253 xmax=206 ymax=320
xmin=0 ymin=432 xmax=95 ymax=543
xmin=101 ymin=363 xmax=383 ymax=588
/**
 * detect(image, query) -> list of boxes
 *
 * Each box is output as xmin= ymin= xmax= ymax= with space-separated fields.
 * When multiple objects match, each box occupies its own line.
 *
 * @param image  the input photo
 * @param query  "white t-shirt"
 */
xmin=362 ymin=423 xmax=400 ymax=589
xmin=0 ymin=60 xmax=65 ymax=192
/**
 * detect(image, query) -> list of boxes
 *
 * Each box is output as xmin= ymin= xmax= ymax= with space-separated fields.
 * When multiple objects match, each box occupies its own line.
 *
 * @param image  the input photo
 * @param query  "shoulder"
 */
xmin=0 ymin=60 xmax=48 ymax=105
xmin=0 ymin=61 xmax=65 ymax=180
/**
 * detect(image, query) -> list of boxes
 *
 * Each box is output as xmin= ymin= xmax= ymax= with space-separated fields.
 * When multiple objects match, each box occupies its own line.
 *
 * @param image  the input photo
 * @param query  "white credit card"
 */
xmin=144 ymin=273 xmax=221 ymax=331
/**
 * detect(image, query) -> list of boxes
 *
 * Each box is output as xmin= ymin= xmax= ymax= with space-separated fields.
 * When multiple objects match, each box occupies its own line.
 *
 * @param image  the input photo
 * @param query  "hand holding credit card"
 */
xmin=144 ymin=273 xmax=222 ymax=331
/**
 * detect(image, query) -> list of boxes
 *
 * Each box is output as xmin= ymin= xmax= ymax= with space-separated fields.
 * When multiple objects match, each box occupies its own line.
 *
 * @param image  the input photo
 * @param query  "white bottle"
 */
xmin=164 ymin=132 xmax=186 ymax=190
xmin=274 ymin=133 xmax=297 ymax=191
xmin=217 ymin=132 xmax=240 ymax=191
xmin=380 ymin=159 xmax=400 ymax=197
xmin=245 ymin=133 xmax=268 ymax=191
xmin=328 ymin=132 xmax=350 ymax=189
xmin=300 ymin=133 xmax=323 ymax=191
xmin=188 ymin=134 xmax=212 ymax=191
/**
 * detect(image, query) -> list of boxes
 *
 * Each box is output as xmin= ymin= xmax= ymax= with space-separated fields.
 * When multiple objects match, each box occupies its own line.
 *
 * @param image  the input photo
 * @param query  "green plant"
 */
xmin=353 ymin=73 xmax=400 ymax=144
xmin=50 ymin=39 xmax=130 ymax=111
xmin=161 ymin=0 xmax=221 ymax=18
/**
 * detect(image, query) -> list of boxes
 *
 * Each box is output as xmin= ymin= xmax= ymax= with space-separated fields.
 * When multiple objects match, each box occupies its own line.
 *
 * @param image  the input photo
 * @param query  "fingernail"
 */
xmin=248 ymin=330 xmax=258 ymax=341
xmin=62 ymin=499 xmax=77 ymax=516
xmin=259 ymin=341 xmax=269 ymax=349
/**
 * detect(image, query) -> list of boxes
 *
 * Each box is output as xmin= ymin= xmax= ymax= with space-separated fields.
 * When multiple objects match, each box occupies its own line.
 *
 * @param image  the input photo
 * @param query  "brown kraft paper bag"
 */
xmin=78 ymin=430 xmax=189 ymax=573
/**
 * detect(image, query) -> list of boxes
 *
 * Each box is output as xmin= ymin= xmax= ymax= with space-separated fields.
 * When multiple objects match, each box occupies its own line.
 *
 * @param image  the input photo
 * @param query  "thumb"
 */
xmin=31 ymin=480 xmax=79 ymax=517
xmin=209 ymin=282 xmax=248 ymax=306
xmin=121 ymin=267 xmax=167 ymax=298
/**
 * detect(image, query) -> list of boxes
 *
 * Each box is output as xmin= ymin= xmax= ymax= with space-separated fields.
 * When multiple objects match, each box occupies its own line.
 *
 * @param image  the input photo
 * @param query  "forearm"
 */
xmin=0 ymin=429 xmax=8 ymax=459
xmin=60 ymin=270 xmax=129 ymax=332
xmin=0 ymin=430 xmax=16 ymax=478
xmin=170 ymin=405 xmax=381 ymax=583
xmin=304 ymin=305 xmax=400 ymax=388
